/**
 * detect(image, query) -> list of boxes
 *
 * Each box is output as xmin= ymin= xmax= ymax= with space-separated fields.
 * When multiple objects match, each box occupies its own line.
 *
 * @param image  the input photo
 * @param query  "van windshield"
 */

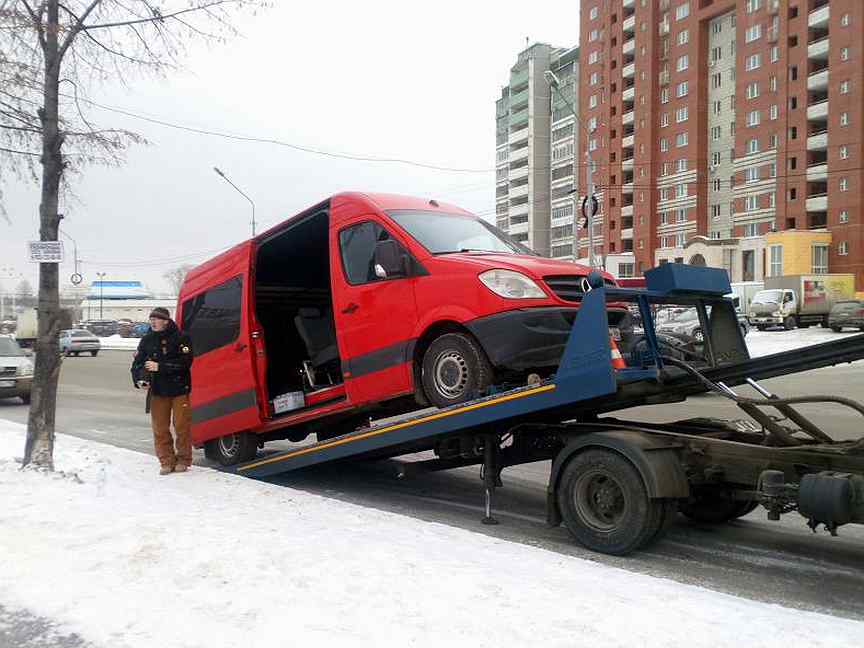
xmin=752 ymin=290 xmax=783 ymax=304
xmin=387 ymin=210 xmax=534 ymax=256
xmin=0 ymin=338 xmax=24 ymax=356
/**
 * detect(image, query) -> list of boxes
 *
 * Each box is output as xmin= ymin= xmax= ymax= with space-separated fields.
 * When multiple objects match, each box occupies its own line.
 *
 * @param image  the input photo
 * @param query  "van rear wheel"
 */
xmin=204 ymin=432 xmax=258 ymax=466
xmin=421 ymin=333 xmax=492 ymax=409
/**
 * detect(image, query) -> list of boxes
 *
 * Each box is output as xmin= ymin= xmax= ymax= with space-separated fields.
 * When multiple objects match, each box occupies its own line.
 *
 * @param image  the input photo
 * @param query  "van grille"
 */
xmin=543 ymin=275 xmax=615 ymax=302
xmin=0 ymin=367 xmax=15 ymax=377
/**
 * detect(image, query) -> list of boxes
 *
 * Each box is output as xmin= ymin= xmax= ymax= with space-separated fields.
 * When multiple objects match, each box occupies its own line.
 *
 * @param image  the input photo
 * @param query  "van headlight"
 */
xmin=16 ymin=361 xmax=33 ymax=377
xmin=479 ymin=270 xmax=546 ymax=299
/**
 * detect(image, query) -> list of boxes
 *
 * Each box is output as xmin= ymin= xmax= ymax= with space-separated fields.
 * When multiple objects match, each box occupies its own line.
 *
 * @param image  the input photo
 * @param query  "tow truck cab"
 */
xmin=178 ymin=192 xmax=621 ymax=463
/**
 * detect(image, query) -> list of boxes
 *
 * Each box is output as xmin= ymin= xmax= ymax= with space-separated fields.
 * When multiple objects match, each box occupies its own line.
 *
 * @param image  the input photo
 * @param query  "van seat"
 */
xmin=294 ymin=307 xmax=339 ymax=370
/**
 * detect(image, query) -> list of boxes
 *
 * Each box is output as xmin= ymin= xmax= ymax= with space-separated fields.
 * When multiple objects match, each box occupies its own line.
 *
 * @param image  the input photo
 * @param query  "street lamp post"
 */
xmin=96 ymin=272 xmax=107 ymax=319
xmin=213 ymin=167 xmax=257 ymax=238
xmin=544 ymin=70 xmax=598 ymax=270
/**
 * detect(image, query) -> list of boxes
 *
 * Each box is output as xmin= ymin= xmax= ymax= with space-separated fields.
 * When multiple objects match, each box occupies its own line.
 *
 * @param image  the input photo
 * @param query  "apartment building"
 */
xmin=549 ymin=46 xmax=580 ymax=261
xmin=579 ymin=0 xmax=864 ymax=290
xmin=495 ymin=43 xmax=558 ymax=255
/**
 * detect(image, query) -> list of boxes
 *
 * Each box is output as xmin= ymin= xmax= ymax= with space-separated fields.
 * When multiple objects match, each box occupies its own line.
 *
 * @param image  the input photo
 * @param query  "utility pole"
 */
xmin=97 ymin=272 xmax=106 ymax=319
xmin=213 ymin=167 xmax=257 ymax=238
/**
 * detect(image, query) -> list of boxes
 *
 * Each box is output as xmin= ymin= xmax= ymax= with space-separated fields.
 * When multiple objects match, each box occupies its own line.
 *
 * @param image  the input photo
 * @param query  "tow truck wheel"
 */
xmin=204 ymin=432 xmax=258 ymax=466
xmin=557 ymin=449 xmax=666 ymax=556
xmin=421 ymin=333 xmax=492 ymax=409
xmin=679 ymin=489 xmax=757 ymax=524
xmin=783 ymin=316 xmax=796 ymax=331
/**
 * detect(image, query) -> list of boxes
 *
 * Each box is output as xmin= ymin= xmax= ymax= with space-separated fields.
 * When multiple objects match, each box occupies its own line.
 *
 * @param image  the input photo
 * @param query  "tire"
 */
xmin=692 ymin=327 xmax=704 ymax=343
xmin=91 ymin=350 xmax=99 ymax=357
xmin=679 ymin=489 xmax=756 ymax=524
xmin=739 ymin=324 xmax=749 ymax=338
xmin=20 ymin=393 xmax=31 ymax=405
xmin=421 ymin=333 xmax=492 ymax=409
xmin=831 ymin=326 xmax=842 ymax=333
xmin=204 ymin=432 xmax=258 ymax=466
xmin=756 ymin=326 xmax=767 ymax=332
xmin=73 ymin=351 xmax=80 ymax=357
xmin=556 ymin=449 xmax=666 ymax=556
xmin=783 ymin=316 xmax=796 ymax=331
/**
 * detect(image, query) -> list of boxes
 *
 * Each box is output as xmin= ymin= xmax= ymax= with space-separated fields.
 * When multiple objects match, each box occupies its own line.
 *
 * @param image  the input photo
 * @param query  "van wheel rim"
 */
xmin=574 ymin=469 xmax=628 ymax=531
xmin=434 ymin=351 xmax=469 ymax=400
xmin=219 ymin=435 xmax=239 ymax=457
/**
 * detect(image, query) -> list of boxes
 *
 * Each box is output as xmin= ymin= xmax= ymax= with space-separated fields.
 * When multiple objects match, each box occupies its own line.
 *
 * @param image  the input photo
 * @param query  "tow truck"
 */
xmin=235 ymin=264 xmax=864 ymax=556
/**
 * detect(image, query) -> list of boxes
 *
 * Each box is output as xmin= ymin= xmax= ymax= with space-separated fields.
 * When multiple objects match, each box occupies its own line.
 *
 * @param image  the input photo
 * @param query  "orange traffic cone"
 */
xmin=609 ymin=336 xmax=627 ymax=370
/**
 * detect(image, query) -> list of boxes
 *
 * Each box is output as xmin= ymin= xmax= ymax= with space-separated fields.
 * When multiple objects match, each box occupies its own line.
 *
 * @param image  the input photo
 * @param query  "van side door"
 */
xmin=332 ymin=218 xmax=420 ymax=406
xmin=180 ymin=248 xmax=262 ymax=445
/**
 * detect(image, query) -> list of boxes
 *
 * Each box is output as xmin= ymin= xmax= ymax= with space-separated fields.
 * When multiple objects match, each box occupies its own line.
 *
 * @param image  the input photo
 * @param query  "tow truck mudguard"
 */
xmin=546 ymin=429 xmax=690 ymax=526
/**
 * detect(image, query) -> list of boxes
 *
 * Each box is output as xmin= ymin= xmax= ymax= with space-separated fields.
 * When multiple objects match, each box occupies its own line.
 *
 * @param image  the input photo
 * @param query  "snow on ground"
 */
xmin=1 ymin=420 xmax=862 ymax=648
xmin=97 ymin=335 xmax=140 ymax=351
xmin=746 ymin=326 xmax=862 ymax=358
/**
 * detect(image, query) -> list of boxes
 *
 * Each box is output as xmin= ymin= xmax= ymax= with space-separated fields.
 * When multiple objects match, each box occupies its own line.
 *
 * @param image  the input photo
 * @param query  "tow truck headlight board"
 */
xmin=479 ymin=270 xmax=546 ymax=299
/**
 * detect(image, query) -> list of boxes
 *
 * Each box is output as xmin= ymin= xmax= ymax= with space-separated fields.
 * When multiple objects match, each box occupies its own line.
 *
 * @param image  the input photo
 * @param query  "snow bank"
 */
xmin=1 ymin=420 xmax=861 ymax=648
xmin=97 ymin=335 xmax=141 ymax=350
xmin=746 ymin=327 xmax=861 ymax=358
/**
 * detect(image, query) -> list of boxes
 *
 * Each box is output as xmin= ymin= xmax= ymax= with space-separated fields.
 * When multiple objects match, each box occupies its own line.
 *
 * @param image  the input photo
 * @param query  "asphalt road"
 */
xmin=2 ymin=350 xmax=863 ymax=621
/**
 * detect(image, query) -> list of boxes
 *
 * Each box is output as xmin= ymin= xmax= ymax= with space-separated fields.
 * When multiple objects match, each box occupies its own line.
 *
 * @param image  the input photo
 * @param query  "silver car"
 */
xmin=59 ymin=329 xmax=101 ymax=357
xmin=0 ymin=335 xmax=33 ymax=404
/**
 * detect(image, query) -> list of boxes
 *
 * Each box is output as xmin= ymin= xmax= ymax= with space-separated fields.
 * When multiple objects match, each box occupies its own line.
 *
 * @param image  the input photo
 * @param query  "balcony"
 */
xmin=622 ymin=134 xmax=634 ymax=148
xmin=807 ymin=68 xmax=829 ymax=91
xmin=510 ymin=108 xmax=529 ymax=129
xmin=806 ymin=194 xmax=828 ymax=212
xmin=620 ymin=205 xmax=634 ymax=218
xmin=509 ymin=126 xmax=528 ymax=143
xmin=768 ymin=0 xmax=779 ymax=14
xmin=806 ymin=163 xmax=828 ymax=181
xmin=659 ymin=70 xmax=670 ymax=86
xmin=622 ymin=38 xmax=635 ymax=56
xmin=808 ymin=37 xmax=829 ymax=60
xmin=622 ymin=182 xmax=634 ymax=194
xmin=808 ymin=3 xmax=829 ymax=29
xmin=623 ymin=62 xmax=635 ymax=78
xmin=659 ymin=20 xmax=670 ymax=36
xmin=510 ymin=88 xmax=529 ymax=110
xmin=622 ymin=157 xmax=634 ymax=171
xmin=510 ymin=202 xmax=529 ymax=218
xmin=807 ymin=100 xmax=828 ymax=120
xmin=807 ymin=130 xmax=828 ymax=150
xmin=623 ymin=15 xmax=636 ymax=33
xmin=621 ymin=228 xmax=634 ymax=240
xmin=623 ymin=0 xmax=635 ymax=7
xmin=510 ymin=166 xmax=529 ymax=181
xmin=510 ymin=183 xmax=529 ymax=199
xmin=510 ymin=67 xmax=529 ymax=89
xmin=622 ymin=86 xmax=635 ymax=102
xmin=622 ymin=110 xmax=634 ymax=125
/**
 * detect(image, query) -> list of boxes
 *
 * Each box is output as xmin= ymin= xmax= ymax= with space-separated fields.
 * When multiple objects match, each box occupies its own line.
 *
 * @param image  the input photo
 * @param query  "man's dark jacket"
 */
xmin=131 ymin=320 xmax=193 ymax=397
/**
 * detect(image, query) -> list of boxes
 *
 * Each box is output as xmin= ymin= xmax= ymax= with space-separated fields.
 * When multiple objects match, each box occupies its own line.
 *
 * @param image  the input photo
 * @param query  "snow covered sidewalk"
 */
xmin=746 ymin=327 xmax=861 ymax=358
xmin=97 ymin=335 xmax=140 ymax=351
xmin=1 ymin=420 xmax=862 ymax=648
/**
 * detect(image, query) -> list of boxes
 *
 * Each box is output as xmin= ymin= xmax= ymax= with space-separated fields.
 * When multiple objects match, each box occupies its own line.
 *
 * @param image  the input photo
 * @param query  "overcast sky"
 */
xmin=1 ymin=0 xmax=580 ymax=296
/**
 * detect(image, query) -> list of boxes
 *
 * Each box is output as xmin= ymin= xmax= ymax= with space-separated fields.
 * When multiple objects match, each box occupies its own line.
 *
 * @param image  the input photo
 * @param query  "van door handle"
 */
xmin=342 ymin=303 xmax=359 ymax=315
xmin=234 ymin=342 xmax=248 ymax=352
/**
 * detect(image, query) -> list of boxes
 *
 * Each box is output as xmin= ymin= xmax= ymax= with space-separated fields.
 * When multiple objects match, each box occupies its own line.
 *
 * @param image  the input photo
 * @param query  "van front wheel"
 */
xmin=204 ymin=432 xmax=258 ymax=466
xmin=421 ymin=333 xmax=492 ymax=409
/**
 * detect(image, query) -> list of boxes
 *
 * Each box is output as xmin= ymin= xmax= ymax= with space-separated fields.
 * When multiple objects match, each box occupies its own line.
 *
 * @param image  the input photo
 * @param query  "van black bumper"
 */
xmin=467 ymin=307 xmax=630 ymax=372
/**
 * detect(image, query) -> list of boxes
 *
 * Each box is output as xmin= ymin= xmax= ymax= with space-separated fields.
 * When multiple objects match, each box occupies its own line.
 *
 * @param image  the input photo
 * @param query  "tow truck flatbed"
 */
xmin=235 ymin=265 xmax=864 ymax=556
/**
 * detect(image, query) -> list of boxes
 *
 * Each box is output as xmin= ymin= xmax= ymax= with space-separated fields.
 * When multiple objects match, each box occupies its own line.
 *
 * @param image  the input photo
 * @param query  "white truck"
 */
xmin=14 ymin=307 xmax=74 ymax=348
xmin=749 ymin=274 xmax=856 ymax=330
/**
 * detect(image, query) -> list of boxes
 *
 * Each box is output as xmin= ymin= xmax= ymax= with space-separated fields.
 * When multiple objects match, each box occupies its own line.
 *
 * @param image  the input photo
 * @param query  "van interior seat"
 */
xmin=295 ymin=307 xmax=339 ymax=369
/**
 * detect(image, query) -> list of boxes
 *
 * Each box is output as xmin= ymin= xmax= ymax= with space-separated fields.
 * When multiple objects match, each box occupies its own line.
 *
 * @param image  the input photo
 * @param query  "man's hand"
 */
xmin=144 ymin=360 xmax=159 ymax=372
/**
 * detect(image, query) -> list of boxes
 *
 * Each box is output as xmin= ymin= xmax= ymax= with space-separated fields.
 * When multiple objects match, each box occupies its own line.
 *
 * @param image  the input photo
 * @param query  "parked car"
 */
xmin=59 ymin=329 xmax=101 ymax=357
xmin=828 ymin=300 xmax=864 ymax=332
xmin=117 ymin=319 xmax=135 ymax=337
xmin=82 ymin=319 xmax=119 ymax=337
xmin=0 ymin=335 xmax=33 ymax=404
xmin=130 ymin=322 xmax=150 ymax=338
xmin=657 ymin=306 xmax=748 ymax=343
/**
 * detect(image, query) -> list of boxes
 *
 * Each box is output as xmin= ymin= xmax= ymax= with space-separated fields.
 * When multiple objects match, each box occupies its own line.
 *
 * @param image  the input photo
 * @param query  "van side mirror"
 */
xmin=374 ymin=240 xmax=407 ymax=279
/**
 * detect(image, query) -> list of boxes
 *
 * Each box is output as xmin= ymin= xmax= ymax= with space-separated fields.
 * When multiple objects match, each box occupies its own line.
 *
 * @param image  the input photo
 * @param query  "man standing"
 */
xmin=131 ymin=307 xmax=194 ymax=475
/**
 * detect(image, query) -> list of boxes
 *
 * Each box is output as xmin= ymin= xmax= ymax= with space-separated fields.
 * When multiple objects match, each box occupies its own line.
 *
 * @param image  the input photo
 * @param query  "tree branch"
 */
xmin=82 ymin=1 xmax=236 ymax=30
xmin=19 ymin=0 xmax=46 ymax=48
xmin=58 ymin=0 xmax=102 ymax=59
xmin=0 ymin=144 xmax=40 ymax=156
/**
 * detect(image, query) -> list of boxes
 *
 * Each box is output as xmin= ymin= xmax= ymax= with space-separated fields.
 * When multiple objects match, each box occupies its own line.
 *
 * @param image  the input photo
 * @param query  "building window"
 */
xmin=769 ymin=75 xmax=777 ymax=92
xmin=769 ymin=104 xmax=778 ymax=120
xmin=840 ymin=178 xmax=848 ymax=192
xmin=589 ymin=71 xmax=599 ymax=85
xmin=589 ymin=5 xmax=598 ymax=20
xmin=812 ymin=245 xmax=829 ymax=274
xmin=841 ymin=48 xmax=849 ymax=61
xmin=841 ymin=13 xmax=850 ymax=27
xmin=661 ymin=113 xmax=669 ymax=127
xmin=676 ymin=207 xmax=687 ymax=221
xmin=839 ymin=241 xmax=849 ymax=256
xmin=678 ymin=29 xmax=689 ymax=45
xmin=660 ymin=88 xmax=670 ymax=103
xmin=675 ymin=106 xmax=688 ymax=122
xmin=675 ymin=2 xmax=690 ymax=20
xmin=746 ymin=167 xmax=759 ymax=183
xmin=676 ymin=132 xmax=688 ymax=147
xmin=840 ymin=81 xmax=850 ymax=94
xmin=589 ymin=138 xmax=598 ymax=152
xmin=770 ymin=46 xmax=779 ymax=63
xmin=747 ymin=110 xmax=761 ymax=127
xmin=840 ymin=146 xmax=849 ymax=160
xmin=746 ymin=82 xmax=759 ymax=99
xmin=661 ymin=162 xmax=669 ymax=176
xmin=713 ymin=177 xmax=721 ymax=190
xmin=660 ymin=138 xmax=668 ymax=152
xmin=770 ymin=245 xmax=783 ymax=277
xmin=589 ymin=51 xmax=600 ymax=64
xmin=677 ymin=159 xmax=687 ymax=172
xmin=676 ymin=184 xmax=687 ymax=199
xmin=745 ymin=54 xmax=761 ymax=71
xmin=745 ymin=24 xmax=761 ymax=43
xmin=676 ymin=81 xmax=688 ymax=97
xmin=769 ymin=192 xmax=776 ymax=208
xmin=744 ymin=223 xmax=759 ymax=237
xmin=712 ymin=73 xmax=722 ymax=89
xmin=769 ymin=134 xmax=778 ymax=149
xmin=660 ymin=188 xmax=670 ymax=201
xmin=676 ymin=232 xmax=686 ymax=248
xmin=712 ymin=46 xmax=722 ymax=62
xmin=676 ymin=54 xmax=689 ymax=72
xmin=711 ymin=126 xmax=721 ymax=141
xmin=841 ymin=112 xmax=849 ymax=127
xmin=747 ymin=138 xmax=759 ymax=154
xmin=589 ymin=94 xmax=598 ymax=108
xmin=659 ymin=211 xmax=668 ymax=224
xmin=769 ymin=162 xmax=776 ymax=178
xmin=840 ymin=210 xmax=849 ymax=223
xmin=746 ymin=195 xmax=759 ymax=211
xmin=746 ymin=0 xmax=761 ymax=13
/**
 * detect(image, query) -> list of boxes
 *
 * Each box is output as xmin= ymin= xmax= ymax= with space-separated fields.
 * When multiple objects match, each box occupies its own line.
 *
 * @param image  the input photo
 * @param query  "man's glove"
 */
xmin=136 ymin=380 xmax=150 ymax=389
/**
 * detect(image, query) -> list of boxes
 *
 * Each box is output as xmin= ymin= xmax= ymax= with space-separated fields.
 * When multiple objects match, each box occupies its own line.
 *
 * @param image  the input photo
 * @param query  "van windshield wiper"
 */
xmin=436 ymin=248 xmax=513 ymax=255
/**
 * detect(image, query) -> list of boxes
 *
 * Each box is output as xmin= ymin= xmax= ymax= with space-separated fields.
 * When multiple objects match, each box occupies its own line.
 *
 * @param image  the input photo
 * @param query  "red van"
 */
xmin=178 ymin=193 xmax=622 ymax=465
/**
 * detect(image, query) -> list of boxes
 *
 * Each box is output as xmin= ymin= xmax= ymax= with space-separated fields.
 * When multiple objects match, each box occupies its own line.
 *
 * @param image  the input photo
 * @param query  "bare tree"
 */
xmin=0 ymin=0 xmax=266 ymax=470
xmin=163 ymin=263 xmax=193 ymax=296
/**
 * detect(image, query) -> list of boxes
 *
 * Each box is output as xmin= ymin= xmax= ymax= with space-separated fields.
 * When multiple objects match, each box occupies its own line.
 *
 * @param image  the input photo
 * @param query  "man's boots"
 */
xmin=159 ymin=466 xmax=173 ymax=476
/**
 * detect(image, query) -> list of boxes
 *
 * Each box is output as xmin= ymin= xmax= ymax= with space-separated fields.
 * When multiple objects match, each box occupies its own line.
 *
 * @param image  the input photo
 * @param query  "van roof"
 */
xmin=181 ymin=192 xmax=473 ymax=298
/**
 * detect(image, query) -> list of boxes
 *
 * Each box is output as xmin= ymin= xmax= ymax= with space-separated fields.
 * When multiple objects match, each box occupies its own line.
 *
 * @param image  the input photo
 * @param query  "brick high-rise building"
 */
xmin=580 ymin=0 xmax=864 ymax=290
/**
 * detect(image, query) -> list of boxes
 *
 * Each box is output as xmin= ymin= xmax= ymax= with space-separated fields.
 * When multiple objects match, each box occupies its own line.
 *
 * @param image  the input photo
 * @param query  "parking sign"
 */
xmin=27 ymin=241 xmax=64 ymax=263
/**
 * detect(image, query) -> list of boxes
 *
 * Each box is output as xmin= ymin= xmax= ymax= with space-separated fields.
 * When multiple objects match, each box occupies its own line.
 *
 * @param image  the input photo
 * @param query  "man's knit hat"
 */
xmin=149 ymin=307 xmax=171 ymax=321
